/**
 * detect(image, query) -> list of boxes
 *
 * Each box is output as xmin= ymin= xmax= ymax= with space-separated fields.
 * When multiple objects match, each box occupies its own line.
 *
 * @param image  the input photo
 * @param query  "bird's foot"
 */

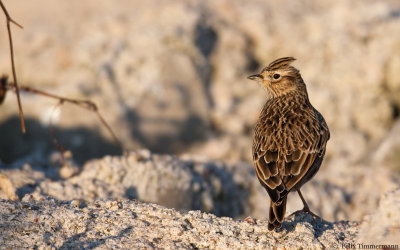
xmin=288 ymin=206 xmax=322 ymax=220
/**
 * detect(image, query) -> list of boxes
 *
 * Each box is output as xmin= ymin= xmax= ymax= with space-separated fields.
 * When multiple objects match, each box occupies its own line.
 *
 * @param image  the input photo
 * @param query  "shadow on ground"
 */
xmin=0 ymin=116 xmax=122 ymax=165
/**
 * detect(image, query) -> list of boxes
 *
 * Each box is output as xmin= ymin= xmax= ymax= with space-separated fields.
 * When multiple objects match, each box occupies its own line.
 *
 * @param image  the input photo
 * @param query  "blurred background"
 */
xmin=0 ymin=0 xmax=400 ymax=221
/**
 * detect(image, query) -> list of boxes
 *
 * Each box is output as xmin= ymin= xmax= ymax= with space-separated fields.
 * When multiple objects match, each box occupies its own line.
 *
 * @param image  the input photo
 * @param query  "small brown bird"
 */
xmin=248 ymin=57 xmax=330 ymax=230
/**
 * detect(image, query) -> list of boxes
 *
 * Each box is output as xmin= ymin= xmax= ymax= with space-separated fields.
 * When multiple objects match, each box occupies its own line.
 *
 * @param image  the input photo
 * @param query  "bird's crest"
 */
xmin=263 ymin=57 xmax=296 ymax=72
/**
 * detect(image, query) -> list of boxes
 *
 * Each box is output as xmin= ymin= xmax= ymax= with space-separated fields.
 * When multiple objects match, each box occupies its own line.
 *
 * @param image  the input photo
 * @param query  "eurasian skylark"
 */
xmin=248 ymin=57 xmax=330 ymax=230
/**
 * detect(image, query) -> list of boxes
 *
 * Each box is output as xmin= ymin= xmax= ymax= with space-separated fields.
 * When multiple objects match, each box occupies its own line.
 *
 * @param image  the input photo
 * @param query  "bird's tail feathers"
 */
xmin=268 ymin=197 xmax=287 ymax=230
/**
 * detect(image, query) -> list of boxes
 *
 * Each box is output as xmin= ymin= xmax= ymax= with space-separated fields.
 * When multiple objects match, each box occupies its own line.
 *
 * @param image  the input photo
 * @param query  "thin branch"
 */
xmin=0 ymin=75 xmax=7 ymax=104
xmin=94 ymin=111 xmax=122 ymax=150
xmin=5 ymin=81 xmax=123 ymax=151
xmin=0 ymin=1 xmax=22 ymax=28
xmin=48 ymin=101 xmax=67 ymax=166
xmin=0 ymin=0 xmax=25 ymax=133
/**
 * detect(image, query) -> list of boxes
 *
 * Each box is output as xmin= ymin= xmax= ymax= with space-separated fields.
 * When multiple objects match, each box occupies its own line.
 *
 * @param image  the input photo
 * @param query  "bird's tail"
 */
xmin=268 ymin=197 xmax=287 ymax=230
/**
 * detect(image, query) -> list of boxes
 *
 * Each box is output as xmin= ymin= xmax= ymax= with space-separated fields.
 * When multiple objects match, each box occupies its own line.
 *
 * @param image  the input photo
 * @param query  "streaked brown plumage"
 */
xmin=248 ymin=57 xmax=330 ymax=230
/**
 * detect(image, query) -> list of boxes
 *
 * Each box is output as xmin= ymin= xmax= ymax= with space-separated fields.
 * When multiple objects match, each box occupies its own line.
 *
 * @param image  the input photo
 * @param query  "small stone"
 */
xmin=70 ymin=200 xmax=80 ymax=208
xmin=244 ymin=216 xmax=256 ymax=224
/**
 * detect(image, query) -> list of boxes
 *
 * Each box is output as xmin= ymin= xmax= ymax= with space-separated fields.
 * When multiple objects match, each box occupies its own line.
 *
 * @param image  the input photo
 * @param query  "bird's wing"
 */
xmin=253 ymin=107 xmax=329 ymax=203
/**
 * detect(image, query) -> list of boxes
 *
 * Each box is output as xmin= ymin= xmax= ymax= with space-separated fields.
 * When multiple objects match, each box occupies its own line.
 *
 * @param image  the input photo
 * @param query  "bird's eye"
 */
xmin=273 ymin=74 xmax=280 ymax=80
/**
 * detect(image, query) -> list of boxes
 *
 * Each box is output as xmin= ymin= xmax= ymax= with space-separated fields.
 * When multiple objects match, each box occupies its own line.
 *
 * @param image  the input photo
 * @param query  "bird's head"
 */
xmin=247 ymin=57 xmax=305 ymax=98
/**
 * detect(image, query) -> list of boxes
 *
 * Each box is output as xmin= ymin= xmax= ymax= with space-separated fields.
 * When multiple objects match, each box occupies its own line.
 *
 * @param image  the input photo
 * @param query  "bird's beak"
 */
xmin=247 ymin=74 xmax=261 ymax=81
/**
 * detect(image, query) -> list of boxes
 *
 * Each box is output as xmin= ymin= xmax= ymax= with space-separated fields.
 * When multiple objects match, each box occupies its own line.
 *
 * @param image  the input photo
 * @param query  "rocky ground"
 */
xmin=1 ymin=0 xmax=400 ymax=248
xmin=0 ymin=150 xmax=398 ymax=222
xmin=0 ymin=198 xmax=359 ymax=249
xmin=1 ymin=151 xmax=400 ymax=248
xmin=0 ymin=177 xmax=399 ymax=248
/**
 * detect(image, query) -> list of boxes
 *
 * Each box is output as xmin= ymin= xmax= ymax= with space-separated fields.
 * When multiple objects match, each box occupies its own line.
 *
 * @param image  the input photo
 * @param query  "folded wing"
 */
xmin=253 ymin=107 xmax=330 ymax=204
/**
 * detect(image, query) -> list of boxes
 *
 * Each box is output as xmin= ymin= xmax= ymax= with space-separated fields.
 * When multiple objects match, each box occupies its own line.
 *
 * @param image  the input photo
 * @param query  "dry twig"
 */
xmin=1 ymin=76 xmax=124 ymax=164
xmin=0 ymin=0 xmax=25 ymax=133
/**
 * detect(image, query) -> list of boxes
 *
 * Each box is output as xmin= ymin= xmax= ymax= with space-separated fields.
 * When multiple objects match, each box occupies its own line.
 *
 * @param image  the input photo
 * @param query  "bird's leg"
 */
xmin=288 ymin=189 xmax=322 ymax=220
xmin=296 ymin=189 xmax=321 ymax=219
